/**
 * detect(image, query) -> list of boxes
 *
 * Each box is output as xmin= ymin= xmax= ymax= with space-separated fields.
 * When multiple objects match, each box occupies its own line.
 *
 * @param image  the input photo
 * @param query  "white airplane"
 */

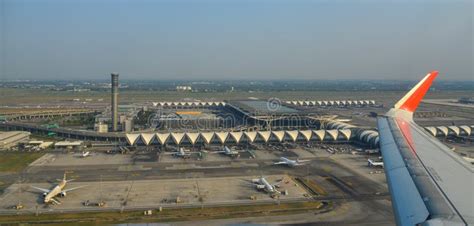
xmin=74 ymin=151 xmax=93 ymax=158
xmin=171 ymin=147 xmax=192 ymax=158
xmin=273 ymin=157 xmax=310 ymax=167
xmin=31 ymin=173 xmax=85 ymax=205
xmin=367 ymin=158 xmax=384 ymax=168
xmin=251 ymin=176 xmax=281 ymax=194
xmin=377 ymin=71 xmax=473 ymax=225
xmin=215 ymin=146 xmax=240 ymax=157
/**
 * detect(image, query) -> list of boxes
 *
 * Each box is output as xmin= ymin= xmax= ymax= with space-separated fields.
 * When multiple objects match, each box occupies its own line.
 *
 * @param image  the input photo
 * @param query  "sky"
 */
xmin=1 ymin=0 xmax=472 ymax=80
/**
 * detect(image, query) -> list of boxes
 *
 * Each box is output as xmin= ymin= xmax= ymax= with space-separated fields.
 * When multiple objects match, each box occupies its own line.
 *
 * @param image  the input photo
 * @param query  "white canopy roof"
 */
xmin=185 ymin=132 xmax=200 ymax=144
xmin=140 ymin=133 xmax=155 ymax=145
xmin=124 ymin=127 xmax=389 ymax=146
xmin=326 ymin=130 xmax=339 ymax=140
xmin=244 ymin=131 xmax=258 ymax=142
xmin=437 ymin=126 xmax=449 ymax=136
xmin=126 ymin=134 xmax=140 ymax=145
xmin=339 ymin=129 xmax=352 ymax=140
xmin=229 ymin=132 xmax=243 ymax=143
xmin=271 ymin=131 xmax=285 ymax=142
xmin=171 ymin=132 xmax=185 ymax=144
xmin=200 ymin=132 xmax=215 ymax=144
xmin=215 ymin=132 xmax=229 ymax=143
xmin=299 ymin=130 xmax=313 ymax=141
xmin=425 ymin=127 xmax=437 ymax=136
xmin=156 ymin=133 xmax=170 ymax=144
xmin=285 ymin=130 xmax=299 ymax=142
xmin=459 ymin=125 xmax=471 ymax=135
xmin=313 ymin=130 xmax=326 ymax=140
xmin=258 ymin=131 xmax=272 ymax=142
xmin=448 ymin=126 xmax=460 ymax=136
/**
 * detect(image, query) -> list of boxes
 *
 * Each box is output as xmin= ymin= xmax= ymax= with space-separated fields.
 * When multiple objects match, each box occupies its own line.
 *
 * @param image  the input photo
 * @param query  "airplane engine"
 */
xmin=42 ymin=193 xmax=47 ymax=197
xmin=256 ymin=185 xmax=265 ymax=190
xmin=60 ymin=192 xmax=67 ymax=197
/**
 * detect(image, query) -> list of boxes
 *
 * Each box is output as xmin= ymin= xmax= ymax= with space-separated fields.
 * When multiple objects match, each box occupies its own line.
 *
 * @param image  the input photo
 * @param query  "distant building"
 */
xmin=0 ymin=131 xmax=31 ymax=150
xmin=54 ymin=141 xmax=83 ymax=150
xmin=119 ymin=115 xmax=127 ymax=124
xmin=176 ymin=86 xmax=192 ymax=92
xmin=94 ymin=122 xmax=108 ymax=133
xmin=26 ymin=140 xmax=53 ymax=150
xmin=124 ymin=119 xmax=134 ymax=132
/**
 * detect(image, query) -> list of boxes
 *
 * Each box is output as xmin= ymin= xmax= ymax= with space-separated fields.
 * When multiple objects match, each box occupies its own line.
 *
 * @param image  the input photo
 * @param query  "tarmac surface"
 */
xmin=0 ymin=146 xmax=394 ymax=225
xmin=0 ymin=175 xmax=308 ymax=213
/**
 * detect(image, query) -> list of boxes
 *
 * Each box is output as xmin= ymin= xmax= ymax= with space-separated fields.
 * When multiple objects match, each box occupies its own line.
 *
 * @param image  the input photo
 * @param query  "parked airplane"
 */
xmin=171 ymin=147 xmax=192 ymax=158
xmin=31 ymin=173 xmax=85 ymax=205
xmin=274 ymin=157 xmax=309 ymax=167
xmin=367 ymin=159 xmax=384 ymax=168
xmin=215 ymin=146 xmax=240 ymax=157
xmin=74 ymin=151 xmax=93 ymax=158
xmin=377 ymin=71 xmax=473 ymax=226
xmin=251 ymin=176 xmax=281 ymax=194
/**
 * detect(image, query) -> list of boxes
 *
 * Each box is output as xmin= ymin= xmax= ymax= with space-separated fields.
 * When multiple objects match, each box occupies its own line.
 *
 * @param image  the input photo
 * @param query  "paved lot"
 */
xmin=0 ymin=175 xmax=308 ymax=213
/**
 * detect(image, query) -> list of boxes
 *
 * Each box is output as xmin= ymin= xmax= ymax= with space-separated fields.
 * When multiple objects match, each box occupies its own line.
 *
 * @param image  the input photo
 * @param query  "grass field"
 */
xmin=0 ymin=201 xmax=330 ymax=225
xmin=0 ymin=152 xmax=44 ymax=172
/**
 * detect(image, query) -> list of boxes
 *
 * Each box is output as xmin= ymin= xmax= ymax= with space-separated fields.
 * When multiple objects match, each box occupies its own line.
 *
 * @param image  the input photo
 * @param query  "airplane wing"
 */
xmin=273 ymin=161 xmax=287 ymax=165
xmin=31 ymin=186 xmax=50 ymax=193
xmin=271 ymin=182 xmax=282 ymax=187
xmin=377 ymin=71 xmax=473 ymax=226
xmin=272 ymin=179 xmax=284 ymax=187
xmin=63 ymin=185 xmax=87 ymax=193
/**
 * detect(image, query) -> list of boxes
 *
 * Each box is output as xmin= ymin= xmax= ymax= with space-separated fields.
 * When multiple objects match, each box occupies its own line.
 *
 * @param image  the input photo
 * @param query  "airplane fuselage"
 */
xmin=173 ymin=148 xmax=191 ymax=158
xmin=223 ymin=146 xmax=239 ymax=156
xmin=281 ymin=157 xmax=297 ymax=166
xmin=368 ymin=159 xmax=384 ymax=167
xmin=44 ymin=180 xmax=66 ymax=203
xmin=276 ymin=157 xmax=301 ymax=167
xmin=260 ymin=178 xmax=276 ymax=193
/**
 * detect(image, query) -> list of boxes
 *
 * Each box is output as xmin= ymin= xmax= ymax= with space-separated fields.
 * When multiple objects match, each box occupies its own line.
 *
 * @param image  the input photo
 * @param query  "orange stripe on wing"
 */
xmin=399 ymin=71 xmax=438 ymax=113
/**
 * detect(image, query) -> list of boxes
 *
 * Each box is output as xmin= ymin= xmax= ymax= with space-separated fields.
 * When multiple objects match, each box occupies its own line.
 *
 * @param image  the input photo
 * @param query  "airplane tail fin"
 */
xmin=63 ymin=172 xmax=75 ymax=182
xmin=393 ymin=71 xmax=438 ymax=113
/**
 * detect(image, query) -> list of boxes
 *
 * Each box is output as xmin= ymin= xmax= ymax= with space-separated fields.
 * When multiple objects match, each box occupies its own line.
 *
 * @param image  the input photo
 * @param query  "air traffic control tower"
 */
xmin=111 ymin=73 xmax=119 ymax=131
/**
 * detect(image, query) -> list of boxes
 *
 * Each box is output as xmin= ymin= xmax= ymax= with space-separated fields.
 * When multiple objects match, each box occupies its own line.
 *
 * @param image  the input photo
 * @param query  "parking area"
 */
xmin=0 ymin=175 xmax=309 ymax=213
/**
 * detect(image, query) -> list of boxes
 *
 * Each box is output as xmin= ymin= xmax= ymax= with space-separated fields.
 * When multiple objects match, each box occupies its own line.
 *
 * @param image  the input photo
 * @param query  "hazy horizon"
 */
xmin=1 ymin=77 xmax=474 ymax=82
xmin=1 ymin=0 xmax=472 ymax=81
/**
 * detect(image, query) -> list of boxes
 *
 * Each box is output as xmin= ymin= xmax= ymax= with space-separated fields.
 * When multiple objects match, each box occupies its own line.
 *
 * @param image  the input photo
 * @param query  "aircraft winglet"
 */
xmin=394 ymin=71 xmax=438 ymax=113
